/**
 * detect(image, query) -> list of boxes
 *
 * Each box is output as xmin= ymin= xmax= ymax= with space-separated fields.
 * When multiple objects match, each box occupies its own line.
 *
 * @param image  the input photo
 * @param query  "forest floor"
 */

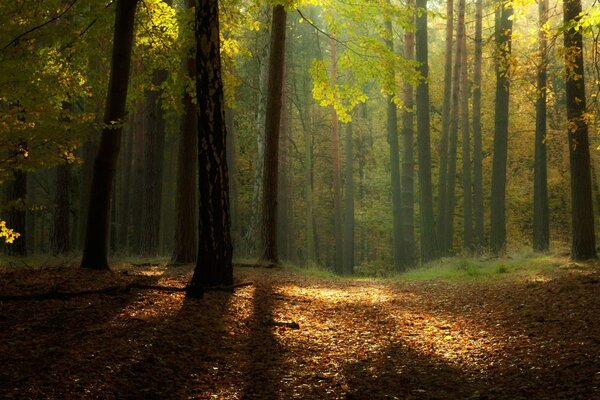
xmin=1 ymin=256 xmax=600 ymax=399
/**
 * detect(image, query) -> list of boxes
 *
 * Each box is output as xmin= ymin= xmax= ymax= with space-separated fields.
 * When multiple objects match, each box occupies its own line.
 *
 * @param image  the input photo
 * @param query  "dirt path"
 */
xmin=1 ymin=264 xmax=599 ymax=399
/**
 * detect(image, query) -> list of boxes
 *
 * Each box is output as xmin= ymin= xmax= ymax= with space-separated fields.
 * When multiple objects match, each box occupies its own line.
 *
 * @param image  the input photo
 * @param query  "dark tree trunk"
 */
xmin=259 ymin=4 xmax=287 ymax=265
xmin=401 ymin=3 xmax=416 ymax=267
xmin=130 ymin=73 xmax=145 ymax=254
xmin=343 ymin=121 xmax=355 ymax=275
xmin=533 ymin=0 xmax=549 ymax=252
xmin=384 ymin=16 xmax=405 ymax=272
xmin=460 ymin=28 xmax=473 ymax=251
xmin=437 ymin=0 xmax=454 ymax=243
xmin=186 ymin=0 xmax=233 ymax=297
xmin=415 ymin=0 xmax=438 ymax=262
xmin=472 ymin=0 xmax=484 ymax=250
xmin=173 ymin=9 xmax=198 ymax=264
xmin=5 ymin=170 xmax=27 ymax=257
xmin=226 ymin=107 xmax=239 ymax=255
xmin=80 ymin=0 xmax=137 ymax=270
xmin=489 ymin=1 xmax=513 ymax=254
xmin=140 ymin=69 xmax=167 ymax=256
xmin=563 ymin=0 xmax=596 ymax=260
xmin=277 ymin=75 xmax=290 ymax=261
xmin=52 ymin=163 xmax=72 ymax=254
xmin=117 ymin=121 xmax=133 ymax=252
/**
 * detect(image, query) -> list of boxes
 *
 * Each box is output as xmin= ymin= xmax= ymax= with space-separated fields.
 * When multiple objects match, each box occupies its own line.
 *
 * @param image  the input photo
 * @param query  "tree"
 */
xmin=384 ymin=12 xmax=405 ymax=272
xmin=489 ymin=0 xmax=513 ymax=254
xmin=186 ymin=0 xmax=234 ymax=297
xmin=460 ymin=25 xmax=473 ymax=251
xmin=80 ymin=0 xmax=138 ymax=270
xmin=172 ymin=0 xmax=198 ymax=265
xmin=472 ymin=0 xmax=484 ymax=250
xmin=415 ymin=0 xmax=438 ymax=262
xmin=4 ymin=169 xmax=27 ymax=257
xmin=52 ymin=162 xmax=72 ymax=254
xmin=343 ymin=120 xmax=355 ymax=274
xmin=400 ymin=0 xmax=416 ymax=267
xmin=259 ymin=4 xmax=287 ymax=266
xmin=563 ymin=0 xmax=596 ymax=260
xmin=533 ymin=0 xmax=549 ymax=252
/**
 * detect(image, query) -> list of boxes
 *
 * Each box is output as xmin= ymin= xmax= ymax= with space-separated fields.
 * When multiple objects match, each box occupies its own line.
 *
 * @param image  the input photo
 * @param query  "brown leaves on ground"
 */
xmin=1 ymin=262 xmax=600 ymax=399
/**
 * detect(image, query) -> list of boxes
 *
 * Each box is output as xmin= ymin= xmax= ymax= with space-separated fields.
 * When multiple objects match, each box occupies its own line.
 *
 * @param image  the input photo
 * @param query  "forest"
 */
xmin=1 ymin=0 xmax=600 ymax=398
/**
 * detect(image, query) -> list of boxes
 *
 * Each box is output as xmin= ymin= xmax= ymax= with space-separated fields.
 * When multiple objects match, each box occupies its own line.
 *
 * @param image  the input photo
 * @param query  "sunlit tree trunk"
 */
xmin=490 ymin=0 xmax=513 ymax=254
xmin=80 ymin=0 xmax=137 ymax=270
xmin=563 ymin=0 xmax=596 ymax=260
xmin=384 ymin=12 xmax=405 ymax=272
xmin=343 ymin=120 xmax=355 ymax=274
xmin=437 ymin=0 xmax=454 ymax=243
xmin=401 ymin=2 xmax=416 ymax=267
xmin=329 ymin=37 xmax=344 ymax=274
xmin=533 ymin=0 xmax=549 ymax=252
xmin=186 ymin=0 xmax=233 ymax=297
xmin=460 ymin=28 xmax=473 ymax=251
xmin=472 ymin=0 xmax=484 ymax=250
xmin=277 ymin=72 xmax=290 ymax=261
xmin=415 ymin=0 xmax=438 ymax=262
xmin=259 ymin=4 xmax=287 ymax=265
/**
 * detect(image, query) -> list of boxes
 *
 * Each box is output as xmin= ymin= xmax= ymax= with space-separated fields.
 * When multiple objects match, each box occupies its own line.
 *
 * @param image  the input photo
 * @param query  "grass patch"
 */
xmin=396 ymin=251 xmax=568 ymax=282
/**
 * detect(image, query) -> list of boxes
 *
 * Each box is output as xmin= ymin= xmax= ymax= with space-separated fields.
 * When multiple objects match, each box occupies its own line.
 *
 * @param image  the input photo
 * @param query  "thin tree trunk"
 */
xmin=437 ymin=0 xmax=454 ymax=242
xmin=330 ymin=37 xmax=344 ymax=274
xmin=277 ymin=73 xmax=290 ymax=261
xmin=117 ymin=120 xmax=133 ymax=253
xmin=563 ymin=0 xmax=596 ymax=260
xmin=187 ymin=0 xmax=233 ymax=296
xmin=460 ymin=27 xmax=473 ymax=251
xmin=384 ymin=14 xmax=405 ymax=272
xmin=472 ymin=0 xmax=484 ymax=250
xmin=490 ymin=0 xmax=513 ymax=254
xmin=172 ymin=5 xmax=198 ymax=264
xmin=401 ymin=2 xmax=416 ymax=267
xmin=130 ymin=61 xmax=145 ymax=254
xmin=533 ymin=0 xmax=549 ymax=252
xmin=259 ymin=4 xmax=287 ymax=265
xmin=81 ymin=0 xmax=137 ymax=270
xmin=343 ymin=120 xmax=354 ymax=275
xmin=415 ymin=0 xmax=438 ymax=262
xmin=6 ymin=170 xmax=27 ymax=256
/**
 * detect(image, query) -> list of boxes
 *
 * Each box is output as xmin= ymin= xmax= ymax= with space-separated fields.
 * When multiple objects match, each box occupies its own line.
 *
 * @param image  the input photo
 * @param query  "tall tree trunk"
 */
xmin=140 ymin=69 xmax=167 ymax=256
xmin=472 ymin=0 xmax=484 ymax=250
xmin=533 ymin=0 xmax=550 ymax=252
xmin=384 ymin=14 xmax=405 ymax=272
xmin=52 ymin=163 xmax=71 ymax=254
xmin=415 ymin=0 xmax=438 ymax=262
xmin=80 ymin=0 xmax=137 ymax=270
xmin=442 ymin=0 xmax=465 ymax=253
xmin=329 ymin=37 xmax=344 ymax=274
xmin=401 ymin=2 xmax=416 ymax=267
xmin=343 ymin=120 xmax=354 ymax=275
xmin=173 ymin=8 xmax=198 ymax=264
xmin=259 ymin=4 xmax=287 ymax=265
xmin=187 ymin=0 xmax=233 ymax=297
xmin=563 ymin=0 xmax=596 ymax=259
xmin=437 ymin=0 xmax=454 ymax=242
xmin=460 ymin=28 xmax=473 ymax=251
xmin=277 ymin=74 xmax=290 ymax=261
xmin=117 ymin=121 xmax=133 ymax=253
xmin=245 ymin=7 xmax=270 ymax=255
xmin=130 ymin=69 xmax=145 ymax=254
xmin=489 ymin=0 xmax=513 ymax=254
xmin=226 ymin=107 xmax=239 ymax=256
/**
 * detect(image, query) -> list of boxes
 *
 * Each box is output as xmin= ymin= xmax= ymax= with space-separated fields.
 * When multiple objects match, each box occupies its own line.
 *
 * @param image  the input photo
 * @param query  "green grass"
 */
xmin=396 ymin=251 xmax=566 ymax=282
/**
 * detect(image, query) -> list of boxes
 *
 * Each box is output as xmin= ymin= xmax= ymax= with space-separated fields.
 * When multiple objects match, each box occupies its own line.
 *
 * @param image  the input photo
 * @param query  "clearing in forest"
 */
xmin=1 ymin=259 xmax=599 ymax=399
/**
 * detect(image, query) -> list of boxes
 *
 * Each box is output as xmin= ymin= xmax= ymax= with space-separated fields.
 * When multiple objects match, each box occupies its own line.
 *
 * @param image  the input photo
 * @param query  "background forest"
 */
xmin=1 ymin=0 xmax=600 ymax=275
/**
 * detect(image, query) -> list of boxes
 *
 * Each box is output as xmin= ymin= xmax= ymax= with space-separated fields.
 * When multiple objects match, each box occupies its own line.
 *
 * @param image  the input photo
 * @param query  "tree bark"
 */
xmin=472 ymin=0 xmax=484 ymax=250
xmin=343 ymin=120 xmax=354 ymax=275
xmin=186 ymin=0 xmax=234 ymax=297
xmin=172 ymin=1 xmax=198 ymax=264
xmin=437 ymin=0 xmax=454 ymax=244
xmin=277 ymin=73 xmax=290 ymax=261
xmin=460 ymin=26 xmax=473 ymax=251
xmin=258 ymin=4 xmax=287 ymax=265
xmin=80 ymin=0 xmax=137 ymax=270
xmin=490 ymin=1 xmax=513 ymax=254
xmin=384 ymin=15 xmax=405 ymax=272
xmin=401 ymin=2 xmax=416 ymax=267
xmin=533 ymin=0 xmax=549 ymax=252
xmin=415 ymin=0 xmax=438 ymax=262
xmin=563 ymin=0 xmax=596 ymax=260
